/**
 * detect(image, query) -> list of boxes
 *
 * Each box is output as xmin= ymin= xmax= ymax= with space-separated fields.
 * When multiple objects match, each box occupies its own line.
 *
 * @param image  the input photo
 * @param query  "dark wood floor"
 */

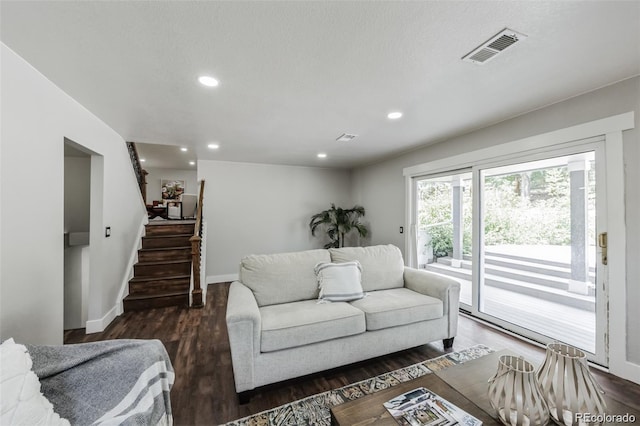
xmin=65 ymin=283 xmax=640 ymax=425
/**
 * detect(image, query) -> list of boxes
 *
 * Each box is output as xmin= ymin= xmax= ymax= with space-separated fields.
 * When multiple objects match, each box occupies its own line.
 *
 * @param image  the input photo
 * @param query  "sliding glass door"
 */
xmin=411 ymin=141 xmax=608 ymax=364
xmin=478 ymin=151 xmax=602 ymax=356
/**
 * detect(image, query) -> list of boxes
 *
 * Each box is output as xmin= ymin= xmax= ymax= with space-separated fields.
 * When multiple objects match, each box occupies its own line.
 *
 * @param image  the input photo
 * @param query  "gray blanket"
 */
xmin=27 ymin=339 xmax=174 ymax=426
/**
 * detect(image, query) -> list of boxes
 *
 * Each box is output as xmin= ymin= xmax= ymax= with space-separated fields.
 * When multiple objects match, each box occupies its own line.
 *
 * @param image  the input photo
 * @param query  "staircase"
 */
xmin=424 ymin=250 xmax=596 ymax=311
xmin=123 ymin=221 xmax=196 ymax=311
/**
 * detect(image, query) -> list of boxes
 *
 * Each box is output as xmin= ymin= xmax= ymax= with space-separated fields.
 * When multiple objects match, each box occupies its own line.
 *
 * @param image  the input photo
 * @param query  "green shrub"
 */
xmin=429 ymin=224 xmax=453 ymax=258
xmin=419 ymin=167 xmax=583 ymax=256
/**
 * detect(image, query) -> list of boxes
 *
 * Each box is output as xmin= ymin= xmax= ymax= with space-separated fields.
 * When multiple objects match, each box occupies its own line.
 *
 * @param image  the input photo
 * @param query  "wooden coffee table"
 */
xmin=330 ymin=350 xmax=506 ymax=425
xmin=331 ymin=348 xmax=640 ymax=425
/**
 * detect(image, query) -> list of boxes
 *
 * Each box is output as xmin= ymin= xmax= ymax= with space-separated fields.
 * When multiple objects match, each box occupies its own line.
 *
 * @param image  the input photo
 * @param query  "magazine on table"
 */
xmin=383 ymin=387 xmax=482 ymax=426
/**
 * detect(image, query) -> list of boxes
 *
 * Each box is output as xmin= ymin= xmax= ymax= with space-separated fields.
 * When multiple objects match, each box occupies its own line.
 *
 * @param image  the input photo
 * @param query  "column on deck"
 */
xmin=568 ymin=159 xmax=590 ymax=295
xmin=451 ymin=176 xmax=463 ymax=268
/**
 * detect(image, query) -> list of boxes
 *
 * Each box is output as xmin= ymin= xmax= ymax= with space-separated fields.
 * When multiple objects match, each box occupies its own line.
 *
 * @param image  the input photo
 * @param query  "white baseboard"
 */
xmin=207 ymin=273 xmax=238 ymax=284
xmin=85 ymin=305 xmax=119 ymax=334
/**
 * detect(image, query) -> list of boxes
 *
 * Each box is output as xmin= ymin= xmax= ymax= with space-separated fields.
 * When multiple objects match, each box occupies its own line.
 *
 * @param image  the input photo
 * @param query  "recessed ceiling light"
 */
xmin=198 ymin=75 xmax=219 ymax=87
xmin=208 ymin=143 xmax=219 ymax=149
xmin=388 ymin=112 xmax=403 ymax=120
xmin=140 ymin=158 xmax=146 ymax=162
xmin=189 ymin=161 xmax=195 ymax=166
xmin=317 ymin=153 xmax=327 ymax=159
xmin=180 ymin=147 xmax=188 ymax=152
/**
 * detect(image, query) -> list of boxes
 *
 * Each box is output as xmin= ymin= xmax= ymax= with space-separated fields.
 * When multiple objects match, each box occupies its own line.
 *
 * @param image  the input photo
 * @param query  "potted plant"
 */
xmin=309 ymin=204 xmax=369 ymax=248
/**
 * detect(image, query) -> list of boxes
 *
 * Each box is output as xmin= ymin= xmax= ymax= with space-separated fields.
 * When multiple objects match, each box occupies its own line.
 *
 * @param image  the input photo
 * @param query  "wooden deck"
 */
xmin=425 ymin=244 xmax=598 ymax=354
xmin=458 ymin=279 xmax=596 ymax=353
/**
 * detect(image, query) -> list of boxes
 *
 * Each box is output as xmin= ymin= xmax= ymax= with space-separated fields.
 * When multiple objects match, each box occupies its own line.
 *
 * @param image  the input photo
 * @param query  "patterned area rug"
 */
xmin=223 ymin=344 xmax=493 ymax=426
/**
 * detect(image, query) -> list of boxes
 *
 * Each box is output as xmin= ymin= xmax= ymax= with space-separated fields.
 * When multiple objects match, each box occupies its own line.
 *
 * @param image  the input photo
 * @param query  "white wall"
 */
xmin=64 ymin=156 xmax=91 ymax=233
xmin=145 ymin=167 xmax=198 ymax=203
xmin=63 ymin=155 xmax=91 ymax=331
xmin=198 ymin=160 xmax=352 ymax=282
xmin=63 ymin=245 xmax=89 ymax=330
xmin=625 ymin=93 xmax=640 ymax=365
xmin=0 ymin=43 xmax=146 ymax=344
xmin=351 ymin=77 xmax=640 ymax=371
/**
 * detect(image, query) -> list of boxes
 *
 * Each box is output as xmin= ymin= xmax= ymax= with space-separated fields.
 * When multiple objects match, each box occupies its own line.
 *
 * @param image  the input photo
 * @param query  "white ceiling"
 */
xmin=1 ymin=1 xmax=639 ymax=169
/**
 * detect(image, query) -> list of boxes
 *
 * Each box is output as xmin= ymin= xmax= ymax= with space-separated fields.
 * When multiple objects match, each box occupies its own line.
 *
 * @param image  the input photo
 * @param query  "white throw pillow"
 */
xmin=0 ymin=338 xmax=70 ymax=426
xmin=315 ymin=261 xmax=365 ymax=302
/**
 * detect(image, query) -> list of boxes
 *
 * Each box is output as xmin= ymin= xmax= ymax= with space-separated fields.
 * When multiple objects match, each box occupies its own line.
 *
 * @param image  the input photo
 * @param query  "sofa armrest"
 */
xmin=403 ymin=267 xmax=461 ymax=337
xmin=225 ymin=281 xmax=261 ymax=392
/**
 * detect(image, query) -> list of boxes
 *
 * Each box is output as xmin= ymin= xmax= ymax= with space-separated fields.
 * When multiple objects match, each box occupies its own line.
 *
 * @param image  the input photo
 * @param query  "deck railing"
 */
xmin=190 ymin=179 xmax=205 ymax=308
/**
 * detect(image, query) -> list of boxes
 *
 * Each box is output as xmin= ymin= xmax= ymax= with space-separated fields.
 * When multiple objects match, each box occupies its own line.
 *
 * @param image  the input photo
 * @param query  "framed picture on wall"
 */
xmin=161 ymin=179 xmax=185 ymax=200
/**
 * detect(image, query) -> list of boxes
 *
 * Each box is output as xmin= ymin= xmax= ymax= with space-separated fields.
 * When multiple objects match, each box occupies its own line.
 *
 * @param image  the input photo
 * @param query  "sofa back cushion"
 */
xmin=240 ymin=249 xmax=330 ymax=306
xmin=329 ymin=244 xmax=404 ymax=291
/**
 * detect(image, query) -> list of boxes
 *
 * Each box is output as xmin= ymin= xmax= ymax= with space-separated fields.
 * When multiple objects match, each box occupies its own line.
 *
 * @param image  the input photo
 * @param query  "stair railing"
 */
xmin=126 ymin=142 xmax=149 ymax=204
xmin=189 ymin=179 xmax=205 ymax=308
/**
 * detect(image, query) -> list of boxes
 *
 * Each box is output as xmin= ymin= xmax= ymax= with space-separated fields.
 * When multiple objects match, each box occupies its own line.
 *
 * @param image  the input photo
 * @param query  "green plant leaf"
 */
xmin=309 ymin=204 xmax=369 ymax=247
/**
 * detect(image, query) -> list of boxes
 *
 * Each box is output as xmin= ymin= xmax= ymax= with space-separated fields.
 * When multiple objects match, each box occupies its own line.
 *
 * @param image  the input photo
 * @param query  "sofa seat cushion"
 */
xmin=260 ymin=300 xmax=366 ymax=352
xmin=349 ymin=288 xmax=443 ymax=331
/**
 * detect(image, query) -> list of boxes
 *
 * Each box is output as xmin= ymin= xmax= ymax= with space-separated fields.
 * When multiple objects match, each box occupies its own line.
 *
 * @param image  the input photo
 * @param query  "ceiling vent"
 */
xmin=462 ymin=28 xmax=527 ymax=65
xmin=336 ymin=133 xmax=358 ymax=142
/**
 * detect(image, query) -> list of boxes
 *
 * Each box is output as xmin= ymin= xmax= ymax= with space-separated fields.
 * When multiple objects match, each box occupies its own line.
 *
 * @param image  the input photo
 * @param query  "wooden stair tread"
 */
xmin=130 ymin=274 xmax=190 ymax=283
xmin=140 ymin=246 xmax=191 ymax=251
xmin=145 ymin=224 xmax=195 ymax=234
xmin=135 ymin=259 xmax=191 ymax=266
xmin=124 ymin=291 xmax=188 ymax=301
xmin=147 ymin=220 xmax=196 ymax=225
xmin=143 ymin=233 xmax=193 ymax=239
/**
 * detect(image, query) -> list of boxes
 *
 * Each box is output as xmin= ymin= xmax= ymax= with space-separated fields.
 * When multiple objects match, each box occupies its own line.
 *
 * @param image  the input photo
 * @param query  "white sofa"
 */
xmin=225 ymin=244 xmax=460 ymax=400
